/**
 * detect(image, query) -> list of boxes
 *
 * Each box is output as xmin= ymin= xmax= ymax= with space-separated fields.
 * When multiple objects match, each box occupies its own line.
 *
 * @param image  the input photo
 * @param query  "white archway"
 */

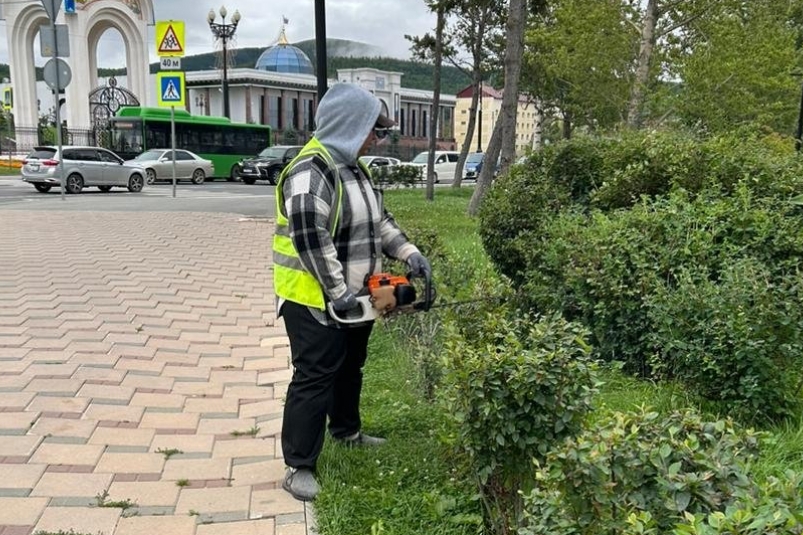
xmin=1 ymin=0 xmax=153 ymax=131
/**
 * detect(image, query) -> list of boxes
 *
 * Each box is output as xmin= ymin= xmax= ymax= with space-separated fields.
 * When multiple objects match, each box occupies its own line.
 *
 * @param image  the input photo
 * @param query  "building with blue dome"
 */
xmin=255 ymin=28 xmax=314 ymax=75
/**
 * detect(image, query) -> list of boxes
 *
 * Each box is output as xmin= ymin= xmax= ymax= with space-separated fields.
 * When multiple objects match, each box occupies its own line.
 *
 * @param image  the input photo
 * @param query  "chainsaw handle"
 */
xmin=327 ymin=295 xmax=380 ymax=324
xmin=409 ymin=268 xmax=435 ymax=311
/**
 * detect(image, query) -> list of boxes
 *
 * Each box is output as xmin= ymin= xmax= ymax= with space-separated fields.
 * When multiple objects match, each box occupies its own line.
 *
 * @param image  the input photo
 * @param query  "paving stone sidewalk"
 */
xmin=0 ymin=211 xmax=313 ymax=535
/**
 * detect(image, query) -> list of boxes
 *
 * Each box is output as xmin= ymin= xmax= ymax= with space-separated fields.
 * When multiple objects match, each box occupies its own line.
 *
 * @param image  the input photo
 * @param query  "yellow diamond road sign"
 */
xmin=156 ymin=20 xmax=185 ymax=57
xmin=157 ymin=72 xmax=185 ymax=108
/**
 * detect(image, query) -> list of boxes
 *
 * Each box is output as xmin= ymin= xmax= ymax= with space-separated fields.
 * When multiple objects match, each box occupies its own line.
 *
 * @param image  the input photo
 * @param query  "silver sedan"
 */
xmin=126 ymin=149 xmax=214 ymax=185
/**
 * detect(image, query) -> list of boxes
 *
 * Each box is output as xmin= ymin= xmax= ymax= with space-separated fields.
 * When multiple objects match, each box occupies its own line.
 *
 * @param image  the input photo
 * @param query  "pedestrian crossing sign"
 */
xmin=157 ymin=72 xmax=185 ymax=108
xmin=156 ymin=21 xmax=185 ymax=57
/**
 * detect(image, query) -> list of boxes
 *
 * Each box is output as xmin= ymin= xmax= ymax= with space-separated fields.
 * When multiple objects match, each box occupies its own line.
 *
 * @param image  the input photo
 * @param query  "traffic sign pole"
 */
xmin=171 ymin=106 xmax=176 ymax=198
xmin=156 ymin=20 xmax=185 ymax=200
xmin=53 ymin=25 xmax=64 ymax=201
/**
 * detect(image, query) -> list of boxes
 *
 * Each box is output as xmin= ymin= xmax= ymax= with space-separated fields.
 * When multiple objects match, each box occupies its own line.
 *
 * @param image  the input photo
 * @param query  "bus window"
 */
xmin=109 ymin=120 xmax=143 ymax=158
xmin=146 ymin=122 xmax=169 ymax=149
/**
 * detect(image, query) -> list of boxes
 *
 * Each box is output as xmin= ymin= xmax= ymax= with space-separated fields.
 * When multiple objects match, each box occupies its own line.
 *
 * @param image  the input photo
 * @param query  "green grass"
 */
xmin=384 ymin=187 xmax=484 ymax=256
xmin=315 ymin=331 xmax=480 ymax=535
xmin=0 ymin=165 xmax=21 ymax=176
xmin=312 ymin=187 xmax=803 ymax=533
xmin=229 ymin=426 xmax=260 ymax=437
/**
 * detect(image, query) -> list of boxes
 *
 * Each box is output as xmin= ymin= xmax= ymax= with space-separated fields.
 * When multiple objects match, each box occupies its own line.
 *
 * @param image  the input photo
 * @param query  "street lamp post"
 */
xmin=207 ymin=6 xmax=241 ymax=119
xmin=477 ymin=84 xmax=483 ymax=152
xmin=314 ymin=0 xmax=328 ymax=101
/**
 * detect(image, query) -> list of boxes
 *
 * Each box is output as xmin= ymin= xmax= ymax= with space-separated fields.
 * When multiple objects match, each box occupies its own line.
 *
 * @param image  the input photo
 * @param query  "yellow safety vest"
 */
xmin=272 ymin=138 xmax=373 ymax=310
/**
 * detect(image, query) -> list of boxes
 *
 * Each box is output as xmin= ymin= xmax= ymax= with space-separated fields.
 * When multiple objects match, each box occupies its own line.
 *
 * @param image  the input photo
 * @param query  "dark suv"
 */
xmin=239 ymin=145 xmax=303 ymax=185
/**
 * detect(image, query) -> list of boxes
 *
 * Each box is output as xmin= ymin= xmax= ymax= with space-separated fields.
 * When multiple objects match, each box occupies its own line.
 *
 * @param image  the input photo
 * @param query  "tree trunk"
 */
xmin=626 ymin=0 xmax=658 ymax=129
xmin=453 ymin=12 xmax=487 ymax=189
xmin=562 ymin=110 xmax=572 ymax=139
xmin=531 ymin=98 xmax=544 ymax=150
xmin=425 ymin=5 xmax=445 ymax=201
xmin=453 ymin=78 xmax=480 ymax=188
xmin=468 ymin=0 xmax=528 ymax=216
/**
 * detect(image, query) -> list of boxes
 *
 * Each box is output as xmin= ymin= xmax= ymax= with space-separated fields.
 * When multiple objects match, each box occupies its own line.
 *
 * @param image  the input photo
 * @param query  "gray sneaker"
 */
xmin=283 ymin=467 xmax=320 ymax=501
xmin=338 ymin=432 xmax=387 ymax=447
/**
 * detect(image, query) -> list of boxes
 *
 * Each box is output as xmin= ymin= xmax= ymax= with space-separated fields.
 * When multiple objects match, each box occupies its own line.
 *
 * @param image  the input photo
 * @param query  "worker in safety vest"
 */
xmin=273 ymin=83 xmax=431 ymax=501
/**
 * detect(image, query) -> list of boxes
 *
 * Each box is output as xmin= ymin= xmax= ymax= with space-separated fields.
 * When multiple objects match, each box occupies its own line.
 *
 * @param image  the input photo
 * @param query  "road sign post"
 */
xmin=40 ymin=0 xmax=72 ymax=200
xmin=171 ymin=106 xmax=177 ymax=198
xmin=156 ymin=72 xmax=185 ymax=198
xmin=156 ymin=20 xmax=185 ymax=199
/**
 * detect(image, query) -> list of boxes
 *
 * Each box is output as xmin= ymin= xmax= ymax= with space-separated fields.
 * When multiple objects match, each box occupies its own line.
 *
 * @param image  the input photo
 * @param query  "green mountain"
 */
xmin=2 ymin=39 xmax=471 ymax=95
xmin=139 ymin=38 xmax=471 ymax=94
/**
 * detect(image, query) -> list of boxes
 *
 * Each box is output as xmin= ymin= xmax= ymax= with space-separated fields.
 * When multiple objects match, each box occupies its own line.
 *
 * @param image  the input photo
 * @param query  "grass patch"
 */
xmin=230 ymin=426 xmax=260 ymax=438
xmin=175 ymin=478 xmax=190 ymax=487
xmin=156 ymin=447 xmax=183 ymax=460
xmin=0 ymin=165 xmax=21 ymax=176
xmin=315 ymin=329 xmax=480 ymax=535
xmin=384 ymin=187 xmax=483 ymax=257
xmin=94 ymin=490 xmax=137 ymax=510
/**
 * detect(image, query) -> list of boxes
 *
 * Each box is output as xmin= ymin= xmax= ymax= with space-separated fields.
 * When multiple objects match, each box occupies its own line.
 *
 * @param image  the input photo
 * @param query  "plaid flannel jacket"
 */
xmin=279 ymin=154 xmax=418 ymax=327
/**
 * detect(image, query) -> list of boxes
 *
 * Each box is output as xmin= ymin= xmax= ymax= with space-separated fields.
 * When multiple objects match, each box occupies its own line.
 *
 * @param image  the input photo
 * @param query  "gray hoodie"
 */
xmin=313 ymin=83 xmax=382 ymax=165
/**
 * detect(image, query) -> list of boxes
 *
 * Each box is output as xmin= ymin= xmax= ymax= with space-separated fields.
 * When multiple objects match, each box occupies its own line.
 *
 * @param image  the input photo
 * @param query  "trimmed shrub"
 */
xmin=373 ymin=164 xmax=422 ymax=188
xmin=443 ymin=314 xmax=598 ymax=532
xmin=647 ymin=258 xmax=803 ymax=422
xmin=515 ymin=188 xmax=803 ymax=418
xmin=478 ymin=148 xmax=571 ymax=284
xmin=521 ymin=409 xmax=762 ymax=535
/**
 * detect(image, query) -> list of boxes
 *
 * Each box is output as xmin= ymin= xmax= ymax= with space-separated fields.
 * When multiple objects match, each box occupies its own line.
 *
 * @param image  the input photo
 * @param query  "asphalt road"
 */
xmin=0 ymin=176 xmax=277 ymax=217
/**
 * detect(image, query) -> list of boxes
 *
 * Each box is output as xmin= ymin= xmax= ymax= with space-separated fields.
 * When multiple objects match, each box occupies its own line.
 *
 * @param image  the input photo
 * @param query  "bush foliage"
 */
xmin=479 ymin=130 xmax=803 ymax=421
xmin=521 ymin=409 xmax=762 ymax=535
xmin=443 ymin=314 xmax=598 ymax=532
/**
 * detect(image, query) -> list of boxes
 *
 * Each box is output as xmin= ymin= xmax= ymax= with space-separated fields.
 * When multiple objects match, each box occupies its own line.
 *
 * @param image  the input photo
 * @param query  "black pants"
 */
xmin=281 ymin=301 xmax=374 ymax=470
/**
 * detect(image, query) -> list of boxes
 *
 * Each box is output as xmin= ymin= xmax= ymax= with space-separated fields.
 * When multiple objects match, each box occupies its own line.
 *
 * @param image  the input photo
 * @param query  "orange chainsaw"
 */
xmin=327 ymin=270 xmax=435 ymax=324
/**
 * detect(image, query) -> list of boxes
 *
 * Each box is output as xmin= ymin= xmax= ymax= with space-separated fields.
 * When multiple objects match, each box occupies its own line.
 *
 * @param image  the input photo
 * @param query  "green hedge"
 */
xmin=479 ymin=131 xmax=803 ymax=421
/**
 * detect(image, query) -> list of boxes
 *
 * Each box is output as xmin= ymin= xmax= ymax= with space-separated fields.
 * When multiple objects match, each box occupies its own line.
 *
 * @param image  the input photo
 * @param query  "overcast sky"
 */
xmin=0 ymin=0 xmax=438 ymax=67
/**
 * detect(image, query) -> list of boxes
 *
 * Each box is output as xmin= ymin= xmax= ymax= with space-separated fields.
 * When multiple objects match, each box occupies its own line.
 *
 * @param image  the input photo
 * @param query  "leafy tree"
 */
xmin=469 ymin=0 xmax=543 ymax=216
xmin=673 ymin=0 xmax=801 ymax=134
xmin=408 ymin=0 xmax=453 ymax=201
xmin=450 ymin=0 xmax=504 ymax=187
xmin=523 ymin=0 xmax=638 ymax=140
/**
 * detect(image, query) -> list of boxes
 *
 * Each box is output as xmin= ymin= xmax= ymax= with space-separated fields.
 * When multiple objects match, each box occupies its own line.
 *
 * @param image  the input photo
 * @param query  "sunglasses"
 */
xmin=374 ymin=128 xmax=392 ymax=140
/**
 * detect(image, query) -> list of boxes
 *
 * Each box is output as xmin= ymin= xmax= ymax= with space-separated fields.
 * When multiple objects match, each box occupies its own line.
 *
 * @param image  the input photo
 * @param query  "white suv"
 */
xmin=22 ymin=146 xmax=146 ymax=194
xmin=408 ymin=150 xmax=459 ymax=183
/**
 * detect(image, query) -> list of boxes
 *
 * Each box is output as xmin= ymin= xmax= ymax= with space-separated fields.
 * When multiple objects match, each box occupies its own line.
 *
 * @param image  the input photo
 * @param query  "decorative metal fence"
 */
xmin=0 ymin=126 xmax=99 ymax=156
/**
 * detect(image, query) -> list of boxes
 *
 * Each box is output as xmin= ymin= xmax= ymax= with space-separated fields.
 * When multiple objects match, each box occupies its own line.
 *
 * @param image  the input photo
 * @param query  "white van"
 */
xmin=408 ymin=150 xmax=459 ymax=183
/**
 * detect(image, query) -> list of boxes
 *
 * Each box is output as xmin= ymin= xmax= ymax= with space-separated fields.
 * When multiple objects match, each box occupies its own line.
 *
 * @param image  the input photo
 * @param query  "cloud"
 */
xmin=0 ymin=0 xmax=437 ymax=67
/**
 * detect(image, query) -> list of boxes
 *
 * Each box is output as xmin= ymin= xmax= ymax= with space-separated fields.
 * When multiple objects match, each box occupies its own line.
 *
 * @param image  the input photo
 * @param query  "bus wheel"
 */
xmin=228 ymin=165 xmax=241 ymax=182
xmin=191 ymin=169 xmax=206 ymax=185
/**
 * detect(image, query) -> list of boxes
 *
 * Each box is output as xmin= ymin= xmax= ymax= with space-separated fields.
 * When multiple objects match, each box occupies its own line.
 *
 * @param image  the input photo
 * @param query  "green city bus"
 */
xmin=106 ymin=106 xmax=272 ymax=180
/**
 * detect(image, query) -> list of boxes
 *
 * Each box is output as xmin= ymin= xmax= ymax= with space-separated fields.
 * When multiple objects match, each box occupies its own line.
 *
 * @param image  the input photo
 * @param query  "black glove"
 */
xmin=407 ymin=252 xmax=431 ymax=278
xmin=332 ymin=291 xmax=359 ymax=312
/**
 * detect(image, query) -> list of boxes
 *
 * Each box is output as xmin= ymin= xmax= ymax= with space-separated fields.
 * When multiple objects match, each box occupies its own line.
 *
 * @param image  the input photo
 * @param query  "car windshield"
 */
xmin=133 ymin=150 xmax=163 ymax=161
xmin=258 ymin=147 xmax=288 ymax=159
xmin=411 ymin=152 xmax=429 ymax=164
xmin=467 ymin=153 xmax=484 ymax=163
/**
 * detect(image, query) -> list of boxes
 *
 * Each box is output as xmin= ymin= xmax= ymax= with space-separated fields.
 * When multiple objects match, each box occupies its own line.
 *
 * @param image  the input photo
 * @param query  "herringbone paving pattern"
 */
xmin=0 ymin=211 xmax=310 ymax=535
